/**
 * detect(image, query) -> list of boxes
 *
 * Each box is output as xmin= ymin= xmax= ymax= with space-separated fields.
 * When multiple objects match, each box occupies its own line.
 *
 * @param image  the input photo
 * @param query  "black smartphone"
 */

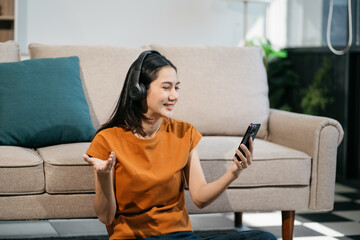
xmin=235 ymin=123 xmax=261 ymax=161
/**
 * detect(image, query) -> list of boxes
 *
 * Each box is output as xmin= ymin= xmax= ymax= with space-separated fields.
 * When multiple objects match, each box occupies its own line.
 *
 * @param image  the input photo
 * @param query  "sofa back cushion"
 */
xmin=29 ymin=44 xmax=147 ymax=131
xmin=150 ymin=45 xmax=269 ymax=138
xmin=0 ymin=41 xmax=20 ymax=62
xmin=29 ymin=44 xmax=270 ymax=138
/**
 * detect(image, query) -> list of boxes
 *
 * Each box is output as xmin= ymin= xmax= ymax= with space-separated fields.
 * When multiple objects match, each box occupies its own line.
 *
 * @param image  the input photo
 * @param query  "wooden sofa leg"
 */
xmin=282 ymin=210 xmax=295 ymax=240
xmin=235 ymin=212 xmax=243 ymax=227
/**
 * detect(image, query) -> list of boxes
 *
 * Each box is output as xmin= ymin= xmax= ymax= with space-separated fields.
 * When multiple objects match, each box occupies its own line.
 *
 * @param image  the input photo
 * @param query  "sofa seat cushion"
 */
xmin=37 ymin=142 xmax=93 ymax=194
xmin=197 ymin=136 xmax=311 ymax=187
xmin=0 ymin=146 xmax=44 ymax=195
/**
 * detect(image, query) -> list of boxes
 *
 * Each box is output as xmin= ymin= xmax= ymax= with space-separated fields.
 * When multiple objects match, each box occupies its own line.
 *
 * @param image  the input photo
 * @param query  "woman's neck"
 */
xmin=137 ymin=117 xmax=162 ymax=139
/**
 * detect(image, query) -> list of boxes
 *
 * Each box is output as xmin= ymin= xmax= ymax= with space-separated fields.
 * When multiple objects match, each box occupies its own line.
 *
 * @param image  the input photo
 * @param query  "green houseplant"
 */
xmin=300 ymin=57 xmax=334 ymax=115
xmin=246 ymin=38 xmax=301 ymax=112
xmin=247 ymin=38 xmax=334 ymax=116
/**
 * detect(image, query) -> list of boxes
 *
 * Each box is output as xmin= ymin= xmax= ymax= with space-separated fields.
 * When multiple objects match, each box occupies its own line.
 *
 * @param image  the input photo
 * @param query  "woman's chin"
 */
xmin=162 ymin=110 xmax=174 ymax=119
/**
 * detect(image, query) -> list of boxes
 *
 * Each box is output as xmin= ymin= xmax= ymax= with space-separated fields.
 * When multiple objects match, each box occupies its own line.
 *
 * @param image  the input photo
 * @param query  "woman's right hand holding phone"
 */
xmin=231 ymin=137 xmax=253 ymax=178
xmin=83 ymin=152 xmax=116 ymax=174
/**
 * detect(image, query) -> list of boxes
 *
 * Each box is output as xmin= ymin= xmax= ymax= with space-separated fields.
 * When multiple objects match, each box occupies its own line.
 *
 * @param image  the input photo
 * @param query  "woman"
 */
xmin=83 ymin=50 xmax=276 ymax=240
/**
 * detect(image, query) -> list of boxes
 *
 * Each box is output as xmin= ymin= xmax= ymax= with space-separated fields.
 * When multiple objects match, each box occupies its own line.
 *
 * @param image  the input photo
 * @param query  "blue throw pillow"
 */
xmin=0 ymin=56 xmax=95 ymax=148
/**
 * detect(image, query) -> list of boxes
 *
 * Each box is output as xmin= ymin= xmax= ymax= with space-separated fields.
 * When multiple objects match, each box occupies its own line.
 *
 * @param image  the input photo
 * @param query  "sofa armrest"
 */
xmin=268 ymin=109 xmax=344 ymax=210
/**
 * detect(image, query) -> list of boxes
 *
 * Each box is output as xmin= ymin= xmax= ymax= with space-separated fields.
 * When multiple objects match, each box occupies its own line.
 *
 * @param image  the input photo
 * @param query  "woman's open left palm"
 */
xmin=83 ymin=152 xmax=116 ymax=174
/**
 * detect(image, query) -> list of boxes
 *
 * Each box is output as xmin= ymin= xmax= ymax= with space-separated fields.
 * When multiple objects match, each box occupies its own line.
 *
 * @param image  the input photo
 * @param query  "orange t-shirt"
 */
xmin=86 ymin=118 xmax=202 ymax=239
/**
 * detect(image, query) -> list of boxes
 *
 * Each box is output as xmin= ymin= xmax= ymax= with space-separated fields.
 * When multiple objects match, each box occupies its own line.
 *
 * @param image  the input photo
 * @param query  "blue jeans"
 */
xmin=143 ymin=230 xmax=277 ymax=240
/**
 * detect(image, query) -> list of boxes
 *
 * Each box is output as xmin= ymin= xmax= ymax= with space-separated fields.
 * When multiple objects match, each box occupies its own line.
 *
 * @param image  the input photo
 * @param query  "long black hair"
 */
xmin=96 ymin=51 xmax=177 ymax=136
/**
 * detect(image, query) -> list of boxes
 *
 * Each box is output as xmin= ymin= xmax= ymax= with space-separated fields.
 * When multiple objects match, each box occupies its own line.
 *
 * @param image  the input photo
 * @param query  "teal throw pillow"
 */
xmin=0 ymin=56 xmax=95 ymax=148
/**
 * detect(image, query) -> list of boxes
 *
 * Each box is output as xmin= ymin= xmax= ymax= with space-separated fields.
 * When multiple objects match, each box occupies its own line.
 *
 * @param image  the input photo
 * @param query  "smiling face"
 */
xmin=143 ymin=66 xmax=179 ymax=120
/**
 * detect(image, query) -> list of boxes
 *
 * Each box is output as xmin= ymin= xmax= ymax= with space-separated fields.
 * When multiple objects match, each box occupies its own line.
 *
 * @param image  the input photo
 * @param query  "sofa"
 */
xmin=0 ymin=41 xmax=343 ymax=240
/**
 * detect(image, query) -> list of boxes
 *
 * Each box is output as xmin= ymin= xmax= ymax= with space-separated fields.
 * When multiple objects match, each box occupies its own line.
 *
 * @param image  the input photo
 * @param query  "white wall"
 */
xmin=15 ymin=0 xmax=328 ymax=54
xmin=16 ymin=0 xmax=287 ymax=54
xmin=267 ymin=0 xmax=287 ymax=48
xmin=16 ymin=0 xmax=238 ymax=53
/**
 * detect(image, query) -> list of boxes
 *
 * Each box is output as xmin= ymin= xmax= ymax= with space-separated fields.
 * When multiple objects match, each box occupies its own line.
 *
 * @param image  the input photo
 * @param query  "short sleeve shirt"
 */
xmin=86 ymin=118 xmax=202 ymax=239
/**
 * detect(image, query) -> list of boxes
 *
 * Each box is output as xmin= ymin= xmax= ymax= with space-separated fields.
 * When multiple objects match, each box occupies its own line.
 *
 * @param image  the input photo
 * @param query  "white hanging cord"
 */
xmin=327 ymin=0 xmax=352 ymax=55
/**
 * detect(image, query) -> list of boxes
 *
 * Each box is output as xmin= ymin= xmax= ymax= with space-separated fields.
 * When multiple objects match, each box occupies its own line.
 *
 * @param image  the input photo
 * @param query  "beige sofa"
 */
xmin=0 ymin=41 xmax=343 ymax=240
